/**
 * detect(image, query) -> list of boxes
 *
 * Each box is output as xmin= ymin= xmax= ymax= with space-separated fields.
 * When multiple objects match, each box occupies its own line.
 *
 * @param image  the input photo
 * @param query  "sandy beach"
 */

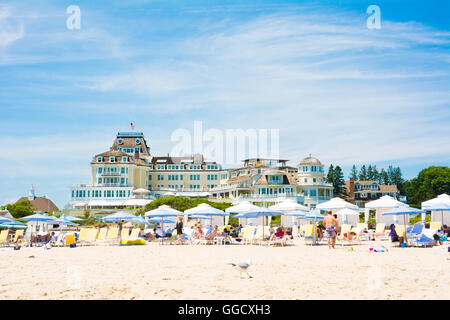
xmin=1 ymin=241 xmax=449 ymax=300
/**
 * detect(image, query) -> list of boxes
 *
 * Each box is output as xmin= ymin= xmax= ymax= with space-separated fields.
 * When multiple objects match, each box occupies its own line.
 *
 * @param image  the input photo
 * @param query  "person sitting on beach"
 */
xmin=317 ymin=225 xmax=324 ymax=241
xmin=206 ymin=225 xmax=220 ymax=240
xmin=269 ymin=227 xmax=285 ymax=241
xmin=193 ymin=225 xmax=204 ymax=239
xmin=266 ymin=227 xmax=275 ymax=240
xmin=442 ymin=225 xmax=449 ymax=237
xmin=389 ymin=224 xmax=404 ymax=244
xmin=49 ymin=232 xmax=57 ymax=242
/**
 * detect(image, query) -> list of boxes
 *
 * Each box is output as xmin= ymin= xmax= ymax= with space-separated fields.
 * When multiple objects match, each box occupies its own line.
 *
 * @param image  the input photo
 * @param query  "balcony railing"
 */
xmin=100 ymin=172 xmax=121 ymax=177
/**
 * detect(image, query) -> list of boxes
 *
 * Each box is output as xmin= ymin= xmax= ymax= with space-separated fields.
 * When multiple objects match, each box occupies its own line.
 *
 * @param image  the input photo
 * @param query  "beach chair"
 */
xmin=430 ymin=222 xmax=441 ymax=230
xmin=304 ymin=224 xmax=317 ymax=245
xmin=120 ymin=228 xmax=130 ymax=241
xmin=253 ymin=226 xmax=265 ymax=245
xmin=357 ymin=223 xmax=367 ymax=230
xmin=129 ymin=228 xmax=140 ymax=240
xmin=349 ymin=227 xmax=363 ymax=245
xmin=77 ymin=228 xmax=90 ymax=246
xmin=0 ymin=230 xmax=9 ymax=246
xmin=299 ymin=224 xmax=307 ymax=237
xmin=374 ymin=223 xmax=388 ymax=240
xmin=13 ymin=230 xmax=24 ymax=244
xmin=407 ymin=224 xmax=424 ymax=241
xmin=336 ymin=224 xmax=353 ymax=246
xmin=52 ymin=232 xmax=65 ymax=247
xmin=65 ymin=233 xmax=76 ymax=246
xmin=106 ymin=227 xmax=119 ymax=245
xmin=96 ymin=227 xmax=108 ymax=244
xmin=85 ymin=228 xmax=98 ymax=246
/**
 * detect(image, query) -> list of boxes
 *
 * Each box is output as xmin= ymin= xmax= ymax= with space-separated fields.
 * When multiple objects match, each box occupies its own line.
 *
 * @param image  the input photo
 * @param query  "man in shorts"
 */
xmin=323 ymin=211 xmax=338 ymax=249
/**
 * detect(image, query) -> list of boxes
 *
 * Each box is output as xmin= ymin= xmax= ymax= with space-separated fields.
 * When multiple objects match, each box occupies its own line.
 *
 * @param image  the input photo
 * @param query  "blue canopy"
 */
xmin=145 ymin=205 xmax=183 ymax=218
xmin=103 ymin=212 xmax=137 ymax=222
xmin=305 ymin=210 xmax=325 ymax=220
xmin=284 ymin=210 xmax=309 ymax=217
xmin=62 ymin=215 xmax=84 ymax=221
xmin=0 ymin=216 xmax=13 ymax=224
xmin=148 ymin=217 xmax=176 ymax=224
xmin=131 ymin=215 xmax=152 ymax=226
xmin=241 ymin=207 xmax=282 ymax=217
xmin=382 ymin=206 xmax=425 ymax=215
xmin=422 ymin=203 xmax=450 ymax=211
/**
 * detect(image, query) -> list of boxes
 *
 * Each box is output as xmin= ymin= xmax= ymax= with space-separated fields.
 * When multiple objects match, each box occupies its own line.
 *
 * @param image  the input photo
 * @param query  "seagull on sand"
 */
xmin=228 ymin=260 xmax=252 ymax=279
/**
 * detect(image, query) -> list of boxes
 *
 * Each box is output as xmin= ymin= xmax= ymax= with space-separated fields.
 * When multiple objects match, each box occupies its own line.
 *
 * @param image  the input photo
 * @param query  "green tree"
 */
xmin=332 ymin=166 xmax=347 ymax=198
xmin=404 ymin=166 xmax=450 ymax=206
xmin=2 ymin=200 xmax=35 ymax=219
xmin=350 ymin=165 xmax=358 ymax=180
xmin=359 ymin=165 xmax=368 ymax=180
xmin=326 ymin=165 xmax=334 ymax=184
xmin=380 ymin=168 xmax=390 ymax=184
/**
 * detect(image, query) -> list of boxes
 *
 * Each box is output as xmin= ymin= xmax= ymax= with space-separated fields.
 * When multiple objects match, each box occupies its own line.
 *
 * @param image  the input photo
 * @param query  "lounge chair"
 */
xmin=85 ymin=228 xmax=98 ymax=246
xmin=374 ymin=223 xmax=388 ymax=240
xmin=304 ymin=224 xmax=317 ymax=245
xmin=0 ymin=230 xmax=9 ymax=247
xmin=129 ymin=228 xmax=140 ymax=240
xmin=106 ymin=227 xmax=119 ymax=245
xmin=120 ymin=228 xmax=130 ymax=241
xmin=430 ymin=222 xmax=441 ymax=230
xmin=96 ymin=227 xmax=108 ymax=244
xmin=77 ymin=228 xmax=90 ymax=246
xmin=51 ymin=232 xmax=65 ymax=247
xmin=336 ymin=224 xmax=353 ymax=246
xmin=406 ymin=224 xmax=424 ymax=241
xmin=13 ymin=230 xmax=24 ymax=244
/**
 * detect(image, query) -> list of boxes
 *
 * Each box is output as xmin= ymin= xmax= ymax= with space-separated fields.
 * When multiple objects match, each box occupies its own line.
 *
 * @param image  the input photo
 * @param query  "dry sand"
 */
xmin=1 ymin=240 xmax=449 ymax=300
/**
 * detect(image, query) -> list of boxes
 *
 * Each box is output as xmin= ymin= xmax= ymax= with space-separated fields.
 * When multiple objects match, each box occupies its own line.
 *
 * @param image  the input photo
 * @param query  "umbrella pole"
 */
xmin=442 ymin=210 xmax=444 ymax=226
xmin=162 ymin=216 xmax=164 ymax=245
xmin=262 ymin=214 xmax=264 ymax=243
xmin=404 ymin=213 xmax=407 ymax=246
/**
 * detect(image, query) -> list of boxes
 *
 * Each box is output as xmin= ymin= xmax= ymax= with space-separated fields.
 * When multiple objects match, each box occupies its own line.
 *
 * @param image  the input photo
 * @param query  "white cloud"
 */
xmin=0 ymin=4 xmax=25 ymax=47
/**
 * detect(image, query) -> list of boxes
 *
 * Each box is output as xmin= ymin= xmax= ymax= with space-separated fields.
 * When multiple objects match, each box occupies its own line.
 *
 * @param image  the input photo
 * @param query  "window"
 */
xmin=136 ymin=139 xmax=141 ymax=144
xmin=118 ymin=139 xmax=123 ymax=145
xmin=122 ymin=157 xmax=128 ymax=162
xmin=110 ymin=157 xmax=115 ymax=163
xmin=97 ymin=157 xmax=103 ymax=162
xmin=313 ymin=178 xmax=317 ymax=183
xmin=98 ymin=167 xmax=103 ymax=174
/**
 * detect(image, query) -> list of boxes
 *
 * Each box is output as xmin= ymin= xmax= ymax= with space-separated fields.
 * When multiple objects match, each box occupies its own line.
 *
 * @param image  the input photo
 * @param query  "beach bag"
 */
xmin=70 ymin=243 xmax=76 ymax=248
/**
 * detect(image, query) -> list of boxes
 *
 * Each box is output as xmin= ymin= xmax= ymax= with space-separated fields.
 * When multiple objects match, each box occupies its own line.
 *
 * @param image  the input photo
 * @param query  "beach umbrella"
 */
xmin=383 ymin=205 xmax=425 ymax=244
xmin=185 ymin=204 xmax=228 ymax=227
xmin=63 ymin=215 xmax=84 ymax=222
xmin=421 ymin=202 xmax=450 ymax=226
xmin=0 ymin=216 xmax=13 ymax=224
xmin=241 ymin=207 xmax=282 ymax=240
xmin=20 ymin=213 xmax=55 ymax=245
xmin=225 ymin=201 xmax=260 ymax=213
xmin=133 ymin=188 xmax=151 ymax=194
xmin=189 ymin=215 xmax=211 ymax=220
xmin=316 ymin=197 xmax=359 ymax=210
xmin=102 ymin=211 xmax=137 ymax=223
xmin=148 ymin=217 xmax=176 ymax=224
xmin=131 ymin=215 xmax=152 ymax=226
xmin=145 ymin=205 xmax=183 ymax=240
xmin=334 ymin=208 xmax=360 ymax=225
xmin=284 ymin=210 xmax=309 ymax=217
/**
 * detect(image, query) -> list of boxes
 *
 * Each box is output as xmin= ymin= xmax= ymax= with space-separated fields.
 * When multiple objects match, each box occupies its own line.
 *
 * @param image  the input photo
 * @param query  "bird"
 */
xmin=229 ymin=259 xmax=252 ymax=279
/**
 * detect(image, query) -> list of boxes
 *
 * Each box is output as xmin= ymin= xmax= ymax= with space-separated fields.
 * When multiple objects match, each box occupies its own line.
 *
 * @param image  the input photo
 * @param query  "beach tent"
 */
xmin=316 ymin=197 xmax=359 ymax=210
xmin=103 ymin=212 xmax=137 ymax=223
xmin=20 ymin=213 xmax=55 ymax=244
xmin=365 ymin=195 xmax=405 ymax=225
xmin=225 ymin=201 xmax=260 ymax=227
xmin=334 ymin=208 xmax=360 ymax=226
xmin=421 ymin=194 xmax=450 ymax=225
xmin=382 ymin=206 xmax=425 ymax=244
xmin=283 ymin=209 xmax=309 ymax=237
xmin=184 ymin=203 xmax=229 ymax=227
xmin=269 ymin=200 xmax=308 ymax=229
xmin=240 ymin=207 xmax=282 ymax=240
xmin=145 ymin=205 xmax=183 ymax=238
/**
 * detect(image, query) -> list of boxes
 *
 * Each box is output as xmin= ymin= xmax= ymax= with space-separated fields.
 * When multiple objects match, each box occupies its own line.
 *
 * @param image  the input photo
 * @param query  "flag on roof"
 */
xmin=130 ymin=122 xmax=135 ymax=130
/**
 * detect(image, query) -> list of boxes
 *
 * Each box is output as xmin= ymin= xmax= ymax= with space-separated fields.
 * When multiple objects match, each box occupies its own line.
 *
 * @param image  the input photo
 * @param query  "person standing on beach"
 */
xmin=323 ymin=211 xmax=338 ymax=249
xmin=176 ymin=216 xmax=184 ymax=243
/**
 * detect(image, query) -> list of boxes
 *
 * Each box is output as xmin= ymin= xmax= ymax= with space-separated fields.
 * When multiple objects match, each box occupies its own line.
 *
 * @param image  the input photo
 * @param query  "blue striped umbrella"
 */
xmin=383 ymin=206 xmax=426 ymax=243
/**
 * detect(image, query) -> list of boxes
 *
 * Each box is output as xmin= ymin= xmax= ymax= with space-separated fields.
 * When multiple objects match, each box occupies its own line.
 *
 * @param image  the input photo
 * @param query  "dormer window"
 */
xmin=118 ymin=139 xmax=123 ymax=145
xmin=97 ymin=157 xmax=103 ymax=162
xmin=110 ymin=157 xmax=116 ymax=163
xmin=122 ymin=156 xmax=128 ymax=162
xmin=136 ymin=139 xmax=141 ymax=145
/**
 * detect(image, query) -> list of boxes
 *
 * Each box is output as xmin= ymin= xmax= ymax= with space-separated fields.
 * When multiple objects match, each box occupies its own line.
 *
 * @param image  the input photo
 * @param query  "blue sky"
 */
xmin=1 ymin=0 xmax=449 ymax=208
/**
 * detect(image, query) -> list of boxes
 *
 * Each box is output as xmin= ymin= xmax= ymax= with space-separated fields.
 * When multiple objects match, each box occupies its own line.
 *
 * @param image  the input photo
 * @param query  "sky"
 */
xmin=0 ymin=0 xmax=449 ymax=208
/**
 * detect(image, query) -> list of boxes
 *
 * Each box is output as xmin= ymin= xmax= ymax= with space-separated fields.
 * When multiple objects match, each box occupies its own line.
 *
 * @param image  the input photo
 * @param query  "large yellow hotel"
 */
xmin=70 ymin=132 xmax=333 ymax=209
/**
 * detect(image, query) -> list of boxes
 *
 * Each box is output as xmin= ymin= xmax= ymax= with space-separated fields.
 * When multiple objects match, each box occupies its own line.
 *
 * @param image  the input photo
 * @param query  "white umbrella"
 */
xmin=269 ymin=200 xmax=308 ymax=211
xmin=226 ymin=201 xmax=260 ymax=226
xmin=133 ymin=188 xmax=150 ymax=194
xmin=184 ymin=203 xmax=228 ymax=228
